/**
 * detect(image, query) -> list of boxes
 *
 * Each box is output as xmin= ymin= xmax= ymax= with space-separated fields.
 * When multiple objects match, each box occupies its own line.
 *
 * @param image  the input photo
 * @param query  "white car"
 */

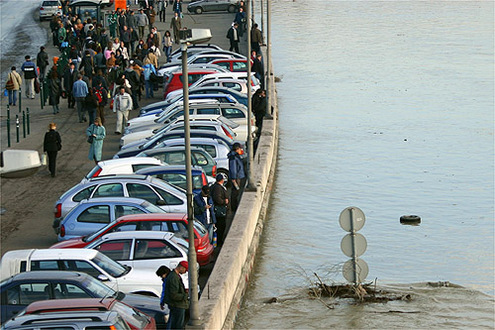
xmin=84 ymin=157 xmax=164 ymax=181
xmin=39 ymin=0 xmax=62 ymax=21
xmin=85 ymin=231 xmax=191 ymax=286
xmin=121 ymin=115 xmax=246 ymax=148
xmin=0 ymin=249 xmax=164 ymax=297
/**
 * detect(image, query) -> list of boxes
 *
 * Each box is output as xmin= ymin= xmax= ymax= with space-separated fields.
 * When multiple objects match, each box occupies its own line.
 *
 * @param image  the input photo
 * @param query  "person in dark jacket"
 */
xmin=252 ymin=89 xmax=266 ymax=137
xmin=36 ymin=46 xmax=49 ymax=80
xmin=228 ymin=142 xmax=246 ymax=212
xmin=48 ymin=68 xmax=61 ymax=114
xmin=80 ymin=50 xmax=94 ymax=81
xmin=64 ymin=62 xmax=78 ymax=108
xmin=210 ymin=174 xmax=229 ymax=245
xmin=193 ymin=185 xmax=216 ymax=231
xmin=226 ymin=23 xmax=240 ymax=53
xmin=163 ymin=261 xmax=189 ymax=330
xmin=43 ymin=122 xmax=62 ymax=177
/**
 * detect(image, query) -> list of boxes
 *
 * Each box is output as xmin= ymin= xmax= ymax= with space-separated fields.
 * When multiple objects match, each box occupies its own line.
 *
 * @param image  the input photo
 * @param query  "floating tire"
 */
xmin=400 ymin=215 xmax=421 ymax=224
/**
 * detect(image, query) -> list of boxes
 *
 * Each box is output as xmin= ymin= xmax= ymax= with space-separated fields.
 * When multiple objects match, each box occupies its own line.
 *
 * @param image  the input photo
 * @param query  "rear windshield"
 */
xmin=42 ymin=1 xmax=59 ymax=6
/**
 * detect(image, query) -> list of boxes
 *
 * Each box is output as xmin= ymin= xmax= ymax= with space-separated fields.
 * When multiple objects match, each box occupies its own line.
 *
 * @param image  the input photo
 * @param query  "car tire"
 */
xmin=228 ymin=5 xmax=236 ymax=13
xmin=195 ymin=7 xmax=203 ymax=14
xmin=400 ymin=215 xmax=421 ymax=224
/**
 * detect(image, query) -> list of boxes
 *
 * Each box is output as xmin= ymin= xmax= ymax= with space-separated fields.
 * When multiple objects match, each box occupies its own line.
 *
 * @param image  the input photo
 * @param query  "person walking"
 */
xmin=113 ymin=86 xmax=133 ymax=134
xmin=252 ymin=88 xmax=266 ymax=137
xmin=226 ymin=23 xmax=240 ymax=53
xmin=162 ymin=30 xmax=173 ymax=62
xmin=234 ymin=7 xmax=246 ymax=37
xmin=170 ymin=12 xmax=181 ymax=44
xmin=157 ymin=0 xmax=167 ymax=22
xmin=173 ymin=0 xmax=182 ymax=16
xmin=5 ymin=66 xmax=22 ymax=106
xmin=146 ymin=5 xmax=156 ymax=34
xmin=251 ymin=23 xmax=263 ymax=54
xmin=210 ymin=174 xmax=229 ymax=246
xmin=142 ymin=62 xmax=156 ymax=98
xmin=85 ymin=89 xmax=99 ymax=125
xmin=36 ymin=46 xmax=49 ymax=80
xmin=63 ymin=62 xmax=78 ymax=108
xmin=21 ymin=55 xmax=38 ymax=99
xmin=73 ymin=74 xmax=89 ymax=123
xmin=155 ymin=265 xmax=171 ymax=327
xmin=86 ymin=117 xmax=106 ymax=165
xmin=193 ymin=185 xmax=216 ymax=232
xmin=163 ymin=261 xmax=189 ymax=330
xmin=43 ymin=122 xmax=62 ymax=178
xmin=228 ymin=142 xmax=246 ymax=212
xmin=136 ymin=9 xmax=149 ymax=39
xmin=93 ymin=80 xmax=108 ymax=125
xmin=48 ymin=68 xmax=61 ymax=114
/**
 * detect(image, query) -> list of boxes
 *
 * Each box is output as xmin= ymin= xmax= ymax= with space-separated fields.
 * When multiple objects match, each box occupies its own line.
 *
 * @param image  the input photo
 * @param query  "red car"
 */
xmin=162 ymin=68 xmax=218 ymax=99
xmin=210 ymin=59 xmax=251 ymax=72
xmin=50 ymin=213 xmax=214 ymax=266
xmin=20 ymin=298 xmax=156 ymax=330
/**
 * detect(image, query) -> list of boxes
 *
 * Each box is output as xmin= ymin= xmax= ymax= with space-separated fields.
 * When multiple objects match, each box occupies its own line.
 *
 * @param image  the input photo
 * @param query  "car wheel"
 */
xmin=195 ymin=7 xmax=203 ymax=14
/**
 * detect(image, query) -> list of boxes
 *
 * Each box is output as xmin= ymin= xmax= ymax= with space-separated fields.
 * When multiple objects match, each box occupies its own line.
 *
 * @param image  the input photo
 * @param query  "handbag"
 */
xmin=87 ymin=126 xmax=95 ymax=144
xmin=214 ymin=205 xmax=227 ymax=218
xmin=34 ymin=78 xmax=40 ymax=94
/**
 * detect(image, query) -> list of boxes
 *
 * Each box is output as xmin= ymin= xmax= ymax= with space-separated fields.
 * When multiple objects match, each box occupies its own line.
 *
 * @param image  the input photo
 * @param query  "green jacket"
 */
xmin=164 ymin=270 xmax=189 ymax=309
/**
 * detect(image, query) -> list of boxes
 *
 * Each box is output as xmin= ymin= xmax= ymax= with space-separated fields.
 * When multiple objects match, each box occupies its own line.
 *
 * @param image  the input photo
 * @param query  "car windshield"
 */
xmin=91 ymin=253 xmax=128 ymax=278
xmin=83 ymin=276 xmax=117 ymax=298
xmin=141 ymin=200 xmax=165 ymax=213
xmin=85 ymin=222 xmax=115 ymax=242
xmin=193 ymin=220 xmax=207 ymax=237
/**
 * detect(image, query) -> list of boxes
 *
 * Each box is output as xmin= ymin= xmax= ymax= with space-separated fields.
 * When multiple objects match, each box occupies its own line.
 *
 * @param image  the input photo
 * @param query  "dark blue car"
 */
xmin=0 ymin=271 xmax=168 ymax=326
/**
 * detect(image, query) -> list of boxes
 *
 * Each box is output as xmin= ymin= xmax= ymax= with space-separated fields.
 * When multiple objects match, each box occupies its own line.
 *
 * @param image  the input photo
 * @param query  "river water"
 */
xmin=236 ymin=0 xmax=494 ymax=328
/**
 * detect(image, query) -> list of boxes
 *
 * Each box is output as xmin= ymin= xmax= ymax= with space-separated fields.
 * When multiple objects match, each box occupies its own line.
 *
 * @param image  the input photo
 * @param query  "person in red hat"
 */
xmin=163 ymin=260 xmax=189 ymax=329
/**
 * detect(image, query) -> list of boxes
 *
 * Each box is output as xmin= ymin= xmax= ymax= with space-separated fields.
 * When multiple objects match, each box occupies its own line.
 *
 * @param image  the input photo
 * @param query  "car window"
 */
xmin=159 ymin=173 xmax=187 ymax=190
xmin=10 ymin=283 xmax=51 ymax=305
xmin=154 ymin=187 xmax=184 ymax=205
xmin=94 ymin=239 xmax=132 ymax=261
xmin=31 ymin=260 xmax=59 ymax=271
xmin=112 ymin=222 xmax=138 ymax=232
xmin=232 ymin=61 xmax=247 ymax=72
xmin=61 ymin=260 xmax=101 ymax=278
xmin=126 ymin=183 xmax=160 ymax=204
xmin=192 ymin=151 xmax=210 ymax=166
xmin=92 ymin=183 xmax=124 ymax=198
xmin=223 ymin=82 xmax=242 ymax=91
xmin=134 ymin=239 xmax=182 ymax=260
xmin=196 ymin=108 xmax=221 ymax=115
xmin=132 ymin=164 xmax=159 ymax=172
xmin=215 ymin=62 xmax=230 ymax=70
xmin=77 ymin=205 xmax=111 ymax=224
xmin=42 ymin=1 xmax=59 ymax=6
xmin=222 ymin=107 xmax=245 ymax=119
xmin=168 ymin=221 xmax=189 ymax=240
xmin=73 ymin=186 xmax=96 ymax=202
xmin=163 ymin=151 xmax=186 ymax=165
xmin=194 ymin=144 xmax=216 ymax=158
xmin=190 ymin=125 xmax=216 ymax=131
xmin=114 ymin=205 xmax=145 ymax=219
xmin=54 ymin=283 xmax=90 ymax=299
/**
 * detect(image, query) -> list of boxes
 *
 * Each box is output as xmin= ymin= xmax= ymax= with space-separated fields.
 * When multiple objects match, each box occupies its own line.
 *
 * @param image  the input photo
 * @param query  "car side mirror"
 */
xmin=97 ymin=274 xmax=109 ymax=282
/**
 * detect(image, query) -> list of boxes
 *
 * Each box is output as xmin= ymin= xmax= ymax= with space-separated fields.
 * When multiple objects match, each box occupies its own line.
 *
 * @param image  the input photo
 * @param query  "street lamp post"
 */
xmin=245 ymin=0 xmax=256 ymax=191
xmin=178 ymin=28 xmax=212 ymax=327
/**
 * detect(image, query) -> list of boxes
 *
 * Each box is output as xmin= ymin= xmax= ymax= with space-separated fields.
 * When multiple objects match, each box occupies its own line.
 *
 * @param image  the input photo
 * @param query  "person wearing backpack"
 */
xmin=93 ymin=81 xmax=108 ymax=125
xmin=142 ymin=63 xmax=156 ymax=99
xmin=5 ymin=66 xmax=22 ymax=106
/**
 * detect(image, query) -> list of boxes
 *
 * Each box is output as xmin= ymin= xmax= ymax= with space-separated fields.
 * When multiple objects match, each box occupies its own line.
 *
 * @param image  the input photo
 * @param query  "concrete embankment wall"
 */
xmin=198 ymin=53 xmax=278 ymax=329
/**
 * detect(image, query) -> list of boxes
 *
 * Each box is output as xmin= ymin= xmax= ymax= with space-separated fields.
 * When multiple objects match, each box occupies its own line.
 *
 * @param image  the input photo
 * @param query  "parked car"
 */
xmin=121 ymin=115 xmax=239 ymax=148
xmin=162 ymin=68 xmax=219 ymax=98
xmin=54 ymin=175 xmax=187 ymax=229
xmin=2 ymin=309 xmax=129 ymax=329
xmin=39 ymin=0 xmax=62 ymax=21
xmin=210 ymin=58 xmax=249 ymax=72
xmin=173 ymin=72 xmax=260 ymax=97
xmin=139 ymin=93 xmax=239 ymax=117
xmin=166 ymin=78 xmax=249 ymax=100
xmin=136 ymin=165 xmax=211 ymax=195
xmin=0 ymin=249 xmax=165 ymax=297
xmin=49 ymin=213 xmax=214 ymax=266
xmin=85 ymin=231 xmax=189 ymax=275
xmin=114 ymin=130 xmax=235 ymax=159
xmin=84 ymin=157 xmax=164 ymax=180
xmin=18 ymin=298 xmax=155 ymax=330
xmin=168 ymin=44 xmax=223 ymax=63
xmin=156 ymin=62 xmax=229 ymax=78
xmin=187 ymin=0 xmax=239 ymax=14
xmin=136 ymin=146 xmax=218 ymax=178
xmin=165 ymin=86 xmax=248 ymax=107
xmin=0 ymin=270 xmax=168 ymax=326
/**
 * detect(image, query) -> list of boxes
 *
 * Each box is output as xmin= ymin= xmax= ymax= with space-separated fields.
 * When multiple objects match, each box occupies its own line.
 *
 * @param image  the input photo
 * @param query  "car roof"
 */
xmin=76 ymin=197 xmax=151 ymax=205
xmin=136 ymin=165 xmax=204 ymax=175
xmin=144 ymin=145 xmax=211 ymax=154
xmin=170 ymin=68 xmax=218 ymax=75
xmin=87 ymin=174 xmax=149 ymax=181
xmin=24 ymin=298 xmax=114 ymax=314
xmin=96 ymin=157 xmax=162 ymax=167
xmin=115 ymin=213 xmax=187 ymax=222
xmin=98 ymin=231 xmax=175 ymax=241
xmin=2 ymin=270 xmax=90 ymax=283
xmin=1 ymin=248 xmax=100 ymax=262
xmin=165 ymin=137 xmax=227 ymax=147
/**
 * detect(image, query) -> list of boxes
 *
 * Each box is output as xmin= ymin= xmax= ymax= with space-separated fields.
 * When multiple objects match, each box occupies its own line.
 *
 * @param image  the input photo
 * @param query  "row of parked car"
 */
xmin=0 ymin=43 xmax=254 ymax=328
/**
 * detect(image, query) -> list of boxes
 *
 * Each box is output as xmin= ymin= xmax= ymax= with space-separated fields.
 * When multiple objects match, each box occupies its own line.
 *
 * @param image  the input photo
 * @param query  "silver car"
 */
xmin=53 ymin=174 xmax=187 ymax=226
xmin=39 ymin=0 xmax=62 ymax=21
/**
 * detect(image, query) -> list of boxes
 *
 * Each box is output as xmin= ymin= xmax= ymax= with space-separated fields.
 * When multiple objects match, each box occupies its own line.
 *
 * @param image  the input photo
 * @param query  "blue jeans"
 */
xmin=8 ymin=90 xmax=17 ymax=106
xmin=145 ymin=80 xmax=153 ymax=98
xmin=166 ymin=307 xmax=185 ymax=330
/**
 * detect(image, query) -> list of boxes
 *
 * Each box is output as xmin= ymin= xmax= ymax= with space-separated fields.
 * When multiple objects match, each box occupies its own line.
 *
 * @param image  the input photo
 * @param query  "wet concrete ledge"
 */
xmin=197 ymin=56 xmax=278 ymax=329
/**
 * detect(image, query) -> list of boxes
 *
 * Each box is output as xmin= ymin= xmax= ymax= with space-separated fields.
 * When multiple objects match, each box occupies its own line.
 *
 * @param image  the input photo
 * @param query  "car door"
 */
xmin=90 ymin=183 xmax=125 ymax=198
xmin=72 ymin=204 xmax=112 ymax=237
xmin=91 ymin=239 xmax=133 ymax=263
xmin=125 ymin=183 xmax=172 ymax=212
xmin=129 ymin=238 xmax=184 ymax=271
xmin=1 ymin=281 xmax=51 ymax=322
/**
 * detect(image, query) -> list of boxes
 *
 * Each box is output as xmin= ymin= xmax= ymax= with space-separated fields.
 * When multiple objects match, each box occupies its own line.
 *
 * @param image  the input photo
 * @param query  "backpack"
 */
xmin=94 ymin=87 xmax=108 ymax=106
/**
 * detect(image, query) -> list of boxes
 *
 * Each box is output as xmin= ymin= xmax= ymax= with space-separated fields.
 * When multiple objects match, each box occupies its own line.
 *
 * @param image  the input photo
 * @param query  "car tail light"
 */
xmin=221 ymin=126 xmax=233 ymax=139
xmin=110 ymin=326 xmax=117 ymax=330
xmin=91 ymin=167 xmax=102 ymax=177
xmin=201 ymin=173 xmax=207 ymax=186
xmin=40 ymin=6 xmax=44 ymax=10
xmin=58 ymin=5 xmax=62 ymax=9
xmin=60 ymin=225 xmax=65 ymax=237
xmin=212 ymin=165 xmax=217 ymax=177
xmin=55 ymin=203 xmax=62 ymax=218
